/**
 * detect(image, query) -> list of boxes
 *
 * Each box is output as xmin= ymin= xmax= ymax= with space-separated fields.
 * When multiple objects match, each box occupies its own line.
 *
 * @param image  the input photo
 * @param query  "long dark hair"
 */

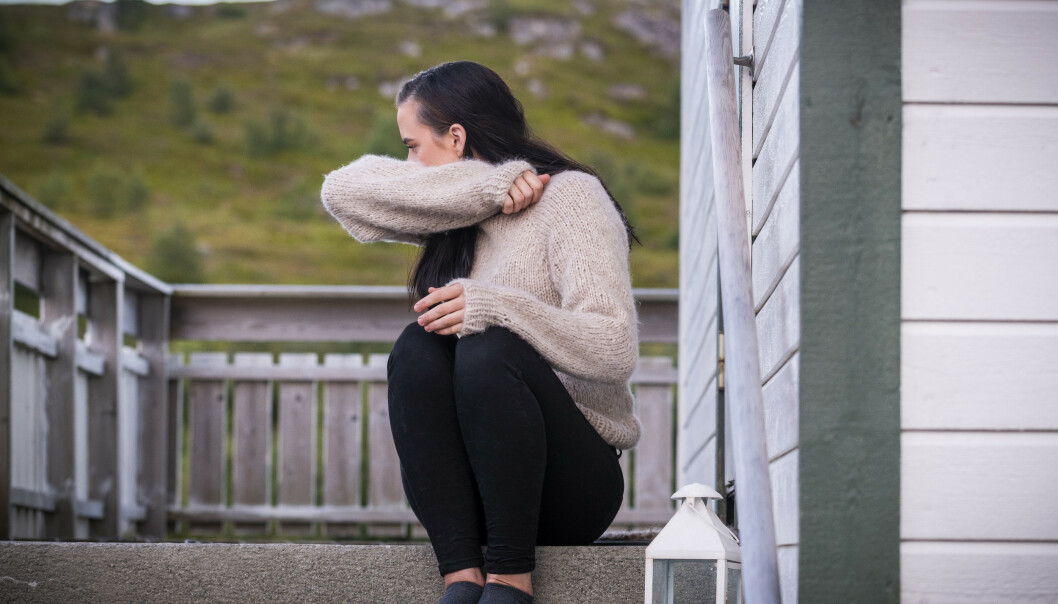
xmin=396 ymin=60 xmax=639 ymax=300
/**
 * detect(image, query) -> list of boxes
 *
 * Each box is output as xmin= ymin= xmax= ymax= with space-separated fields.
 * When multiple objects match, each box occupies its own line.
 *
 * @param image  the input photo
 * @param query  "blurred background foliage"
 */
xmin=0 ymin=0 xmax=680 ymax=288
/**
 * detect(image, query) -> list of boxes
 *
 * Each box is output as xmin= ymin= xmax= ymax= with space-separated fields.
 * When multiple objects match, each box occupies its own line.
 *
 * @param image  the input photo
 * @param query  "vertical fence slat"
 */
xmin=74 ymin=367 xmax=89 ymax=538
xmin=367 ymin=353 xmax=404 ymax=538
xmin=118 ymin=360 xmax=140 ymax=536
xmin=232 ymin=352 xmax=274 ymax=536
xmin=634 ymin=358 xmax=676 ymax=514
xmin=11 ymin=346 xmax=46 ymax=538
xmin=0 ymin=211 xmax=11 ymax=539
xmin=166 ymin=353 xmax=184 ymax=535
xmin=87 ymin=275 xmax=123 ymax=539
xmin=41 ymin=250 xmax=78 ymax=538
xmin=138 ymin=292 xmax=170 ymax=539
xmin=322 ymin=353 xmax=363 ymax=538
xmin=277 ymin=353 xmax=318 ymax=535
xmin=187 ymin=351 xmax=227 ymax=534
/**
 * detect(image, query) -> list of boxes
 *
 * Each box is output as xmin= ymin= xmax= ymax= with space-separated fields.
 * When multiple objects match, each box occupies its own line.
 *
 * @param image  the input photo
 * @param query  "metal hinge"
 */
xmin=718 ymin=331 xmax=725 ymax=391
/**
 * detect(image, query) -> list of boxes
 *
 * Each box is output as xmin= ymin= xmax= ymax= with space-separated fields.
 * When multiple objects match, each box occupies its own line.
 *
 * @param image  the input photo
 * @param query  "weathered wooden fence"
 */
xmin=2 ymin=175 xmax=681 ymax=541
xmin=1 ymin=175 xmax=172 ymax=540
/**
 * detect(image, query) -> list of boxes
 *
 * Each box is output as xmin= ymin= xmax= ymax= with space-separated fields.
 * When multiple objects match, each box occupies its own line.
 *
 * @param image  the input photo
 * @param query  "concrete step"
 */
xmin=0 ymin=541 xmax=648 ymax=603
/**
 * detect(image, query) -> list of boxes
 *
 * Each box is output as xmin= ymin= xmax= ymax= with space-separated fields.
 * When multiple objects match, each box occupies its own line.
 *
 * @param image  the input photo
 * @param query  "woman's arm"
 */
xmin=319 ymin=154 xmax=535 ymax=244
xmin=450 ymin=173 xmax=639 ymax=383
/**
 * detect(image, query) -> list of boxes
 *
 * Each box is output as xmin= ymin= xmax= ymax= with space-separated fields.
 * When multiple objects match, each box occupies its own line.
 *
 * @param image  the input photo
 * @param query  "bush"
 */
xmin=87 ymin=164 xmax=123 ymax=217
xmin=169 ymin=80 xmax=196 ymax=128
xmin=207 ymin=85 xmax=234 ymax=113
xmin=648 ymin=78 xmax=680 ymax=141
xmin=36 ymin=171 xmax=70 ymax=210
xmin=76 ymin=70 xmax=112 ymax=115
xmin=0 ymin=60 xmax=17 ymax=95
xmin=486 ymin=0 xmax=514 ymax=33
xmin=102 ymin=51 xmax=133 ymax=97
xmin=147 ymin=222 xmax=205 ymax=283
xmin=362 ymin=110 xmax=406 ymax=158
xmin=123 ymin=172 xmax=151 ymax=211
xmin=42 ymin=112 xmax=69 ymax=145
xmin=274 ymin=178 xmax=320 ymax=220
xmin=243 ymin=106 xmax=308 ymax=157
xmin=115 ymin=0 xmax=149 ymax=32
xmin=191 ymin=120 xmax=213 ymax=145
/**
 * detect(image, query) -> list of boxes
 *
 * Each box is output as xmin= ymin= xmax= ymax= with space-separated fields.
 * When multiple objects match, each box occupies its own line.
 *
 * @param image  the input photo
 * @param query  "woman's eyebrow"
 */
xmin=402 ymin=137 xmax=415 ymax=144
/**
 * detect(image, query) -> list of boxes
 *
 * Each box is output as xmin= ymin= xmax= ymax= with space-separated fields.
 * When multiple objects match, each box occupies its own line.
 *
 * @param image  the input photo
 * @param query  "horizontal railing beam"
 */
xmin=170 ymin=285 xmax=679 ymax=344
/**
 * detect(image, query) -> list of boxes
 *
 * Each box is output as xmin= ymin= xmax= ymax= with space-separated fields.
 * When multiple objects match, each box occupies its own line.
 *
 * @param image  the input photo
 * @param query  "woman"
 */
xmin=320 ymin=61 xmax=641 ymax=604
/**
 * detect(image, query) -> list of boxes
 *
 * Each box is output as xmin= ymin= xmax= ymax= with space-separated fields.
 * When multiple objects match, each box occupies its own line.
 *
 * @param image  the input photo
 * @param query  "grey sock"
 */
xmin=478 ymin=583 xmax=534 ymax=604
xmin=437 ymin=581 xmax=483 ymax=604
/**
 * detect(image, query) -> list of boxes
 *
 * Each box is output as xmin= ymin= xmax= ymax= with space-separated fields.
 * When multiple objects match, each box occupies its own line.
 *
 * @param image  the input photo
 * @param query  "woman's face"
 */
xmin=396 ymin=99 xmax=466 ymax=166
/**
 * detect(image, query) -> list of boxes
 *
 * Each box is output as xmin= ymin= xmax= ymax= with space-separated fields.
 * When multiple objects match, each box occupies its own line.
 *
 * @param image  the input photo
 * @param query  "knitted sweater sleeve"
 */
xmin=319 ymin=154 xmax=534 ymax=244
xmin=451 ymin=173 xmax=639 ymax=383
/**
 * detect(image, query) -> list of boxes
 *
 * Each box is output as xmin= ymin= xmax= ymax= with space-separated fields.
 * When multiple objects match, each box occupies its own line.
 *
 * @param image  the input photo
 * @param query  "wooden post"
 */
xmin=322 ymin=353 xmax=363 ymax=538
xmin=276 ymin=353 xmax=318 ymax=536
xmin=0 ymin=210 xmax=14 ymax=539
xmin=41 ymin=250 xmax=78 ymax=539
xmin=187 ymin=352 xmax=227 ymax=535
xmin=366 ymin=353 xmax=404 ymax=538
xmin=634 ymin=357 xmax=676 ymax=513
xmin=87 ymin=273 xmax=124 ymax=539
xmin=232 ymin=352 xmax=274 ymax=537
xmin=166 ymin=353 xmax=185 ymax=536
xmin=138 ymin=291 xmax=170 ymax=539
xmin=705 ymin=8 xmax=782 ymax=604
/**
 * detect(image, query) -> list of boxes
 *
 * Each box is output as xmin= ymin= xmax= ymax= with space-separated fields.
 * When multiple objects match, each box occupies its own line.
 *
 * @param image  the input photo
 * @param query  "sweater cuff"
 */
xmin=481 ymin=160 xmax=535 ymax=207
xmin=449 ymin=278 xmax=500 ymax=337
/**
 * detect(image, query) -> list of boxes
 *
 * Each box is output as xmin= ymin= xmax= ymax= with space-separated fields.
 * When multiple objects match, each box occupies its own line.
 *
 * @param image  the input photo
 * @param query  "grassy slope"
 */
xmin=0 ymin=0 xmax=679 ymax=287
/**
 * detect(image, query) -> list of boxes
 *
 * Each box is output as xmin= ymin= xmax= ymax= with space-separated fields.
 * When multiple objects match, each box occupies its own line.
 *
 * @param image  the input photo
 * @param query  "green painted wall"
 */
xmin=799 ymin=0 xmax=901 ymax=601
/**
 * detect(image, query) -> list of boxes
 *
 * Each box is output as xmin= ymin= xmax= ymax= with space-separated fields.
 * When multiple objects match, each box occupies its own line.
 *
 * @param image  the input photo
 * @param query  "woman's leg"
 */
xmin=453 ymin=326 xmax=626 ymax=592
xmin=387 ymin=322 xmax=487 ymax=579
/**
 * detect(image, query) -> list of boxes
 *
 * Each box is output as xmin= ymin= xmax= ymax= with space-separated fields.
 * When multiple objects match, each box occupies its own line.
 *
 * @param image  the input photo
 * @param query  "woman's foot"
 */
xmin=437 ymin=581 xmax=483 ymax=604
xmin=478 ymin=582 xmax=534 ymax=603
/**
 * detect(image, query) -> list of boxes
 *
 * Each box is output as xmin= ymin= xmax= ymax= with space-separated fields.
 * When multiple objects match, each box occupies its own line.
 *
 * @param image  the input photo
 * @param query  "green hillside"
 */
xmin=0 ymin=0 xmax=680 ymax=288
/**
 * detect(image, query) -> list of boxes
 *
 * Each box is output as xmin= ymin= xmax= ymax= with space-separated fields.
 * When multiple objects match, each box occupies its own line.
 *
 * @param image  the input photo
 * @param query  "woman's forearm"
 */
xmin=320 ymin=154 xmax=534 ymax=243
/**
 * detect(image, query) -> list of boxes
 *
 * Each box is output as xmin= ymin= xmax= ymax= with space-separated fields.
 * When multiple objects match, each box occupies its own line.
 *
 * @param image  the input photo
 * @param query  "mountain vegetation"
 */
xmin=0 ymin=0 xmax=680 ymax=288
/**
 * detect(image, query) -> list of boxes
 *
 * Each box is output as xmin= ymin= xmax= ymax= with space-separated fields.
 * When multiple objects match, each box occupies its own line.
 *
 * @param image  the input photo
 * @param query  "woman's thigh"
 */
xmin=454 ymin=326 xmax=625 ymax=545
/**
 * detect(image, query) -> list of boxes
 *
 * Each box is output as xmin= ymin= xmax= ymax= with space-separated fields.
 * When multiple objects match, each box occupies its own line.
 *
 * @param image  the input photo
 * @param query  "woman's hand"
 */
xmin=503 ymin=171 xmax=551 ymax=214
xmin=413 ymin=283 xmax=466 ymax=335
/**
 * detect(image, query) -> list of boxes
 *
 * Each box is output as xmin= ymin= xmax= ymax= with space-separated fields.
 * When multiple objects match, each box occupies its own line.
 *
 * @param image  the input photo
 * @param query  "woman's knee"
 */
xmin=453 ymin=326 xmax=532 ymax=378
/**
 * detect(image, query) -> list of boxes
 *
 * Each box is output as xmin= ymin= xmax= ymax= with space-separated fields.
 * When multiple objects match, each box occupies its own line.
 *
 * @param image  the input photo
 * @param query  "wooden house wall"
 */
xmin=901 ymin=1 xmax=1058 ymax=600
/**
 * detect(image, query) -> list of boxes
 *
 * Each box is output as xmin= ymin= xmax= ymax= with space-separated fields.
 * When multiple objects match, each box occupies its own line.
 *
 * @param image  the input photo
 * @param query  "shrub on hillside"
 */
xmin=123 ymin=172 xmax=151 ymax=211
xmin=102 ymin=51 xmax=133 ymax=97
xmin=363 ymin=111 xmax=406 ymax=158
xmin=42 ymin=112 xmax=70 ymax=145
xmin=191 ymin=120 xmax=214 ymax=145
xmin=169 ymin=80 xmax=196 ymax=128
xmin=147 ymin=222 xmax=205 ymax=283
xmin=243 ymin=106 xmax=308 ymax=157
xmin=486 ymin=0 xmax=514 ymax=33
xmin=0 ymin=61 xmax=17 ymax=95
xmin=36 ymin=171 xmax=70 ymax=210
xmin=87 ymin=164 xmax=123 ymax=217
xmin=207 ymin=85 xmax=234 ymax=113
xmin=76 ymin=70 xmax=112 ymax=115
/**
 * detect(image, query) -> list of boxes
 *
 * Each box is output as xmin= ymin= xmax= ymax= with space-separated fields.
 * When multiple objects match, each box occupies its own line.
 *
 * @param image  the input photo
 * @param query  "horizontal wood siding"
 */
xmin=752 ymin=0 xmax=801 ymax=599
xmin=678 ymin=0 xmax=722 ymax=494
xmin=902 ymin=0 xmax=1058 ymax=599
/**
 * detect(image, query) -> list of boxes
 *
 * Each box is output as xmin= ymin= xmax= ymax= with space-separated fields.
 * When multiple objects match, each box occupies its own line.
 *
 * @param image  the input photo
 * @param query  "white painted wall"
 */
xmin=679 ymin=1 xmax=801 ymax=601
xmin=902 ymin=1 xmax=1058 ymax=601
xmin=750 ymin=0 xmax=800 ymax=601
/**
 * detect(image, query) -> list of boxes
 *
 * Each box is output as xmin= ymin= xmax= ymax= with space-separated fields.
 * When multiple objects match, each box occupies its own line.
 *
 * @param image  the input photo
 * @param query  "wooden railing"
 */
xmin=2 ymin=175 xmax=682 ymax=541
xmin=165 ymin=285 xmax=680 ymax=538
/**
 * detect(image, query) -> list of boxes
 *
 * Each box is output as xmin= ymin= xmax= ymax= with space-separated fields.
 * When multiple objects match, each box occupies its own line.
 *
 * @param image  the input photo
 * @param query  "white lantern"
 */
xmin=644 ymin=483 xmax=742 ymax=603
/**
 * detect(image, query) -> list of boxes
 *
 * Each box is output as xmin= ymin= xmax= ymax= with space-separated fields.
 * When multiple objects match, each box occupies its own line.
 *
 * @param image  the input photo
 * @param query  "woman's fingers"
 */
xmin=503 ymin=171 xmax=551 ymax=214
xmin=426 ymin=309 xmax=465 ymax=335
xmin=413 ymin=283 xmax=463 ymax=313
xmin=418 ymin=297 xmax=465 ymax=328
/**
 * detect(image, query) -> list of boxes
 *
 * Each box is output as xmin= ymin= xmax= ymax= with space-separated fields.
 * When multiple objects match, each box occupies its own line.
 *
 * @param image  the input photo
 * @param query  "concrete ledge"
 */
xmin=0 ymin=542 xmax=647 ymax=603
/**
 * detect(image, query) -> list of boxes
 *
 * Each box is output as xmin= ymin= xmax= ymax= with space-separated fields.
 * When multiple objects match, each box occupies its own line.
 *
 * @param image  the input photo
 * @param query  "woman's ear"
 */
xmin=449 ymin=124 xmax=468 ymax=158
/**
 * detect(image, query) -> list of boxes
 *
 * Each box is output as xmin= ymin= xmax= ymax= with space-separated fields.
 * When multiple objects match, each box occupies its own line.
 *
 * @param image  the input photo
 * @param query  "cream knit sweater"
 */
xmin=320 ymin=154 xmax=642 ymax=450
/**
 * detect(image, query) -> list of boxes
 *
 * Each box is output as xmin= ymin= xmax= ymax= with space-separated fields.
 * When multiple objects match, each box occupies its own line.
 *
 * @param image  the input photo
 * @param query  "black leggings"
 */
xmin=387 ymin=322 xmax=625 ymax=576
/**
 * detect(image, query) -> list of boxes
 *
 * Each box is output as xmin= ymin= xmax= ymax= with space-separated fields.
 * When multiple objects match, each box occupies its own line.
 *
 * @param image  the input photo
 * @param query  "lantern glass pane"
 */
xmin=651 ymin=559 xmax=717 ymax=603
xmin=725 ymin=567 xmax=742 ymax=603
